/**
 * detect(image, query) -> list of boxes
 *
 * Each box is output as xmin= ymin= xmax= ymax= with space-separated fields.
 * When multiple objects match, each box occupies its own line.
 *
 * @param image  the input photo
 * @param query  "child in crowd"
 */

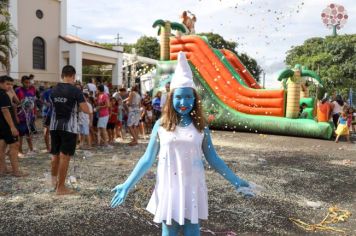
xmin=335 ymin=111 xmax=352 ymax=143
xmin=78 ymin=93 xmax=93 ymax=149
xmin=299 ymin=102 xmax=308 ymax=119
xmin=107 ymin=97 xmax=118 ymax=144
xmin=145 ymin=103 xmax=154 ymax=133
xmin=346 ymin=107 xmax=354 ymax=133
xmin=139 ymin=104 xmax=146 ymax=140
xmin=88 ymin=96 xmax=97 ymax=146
xmin=115 ymin=97 xmax=124 ymax=141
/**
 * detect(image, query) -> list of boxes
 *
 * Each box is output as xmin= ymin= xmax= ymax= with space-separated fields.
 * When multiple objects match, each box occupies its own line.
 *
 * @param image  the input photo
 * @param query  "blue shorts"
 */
xmin=97 ymin=116 xmax=109 ymax=128
xmin=79 ymin=124 xmax=90 ymax=135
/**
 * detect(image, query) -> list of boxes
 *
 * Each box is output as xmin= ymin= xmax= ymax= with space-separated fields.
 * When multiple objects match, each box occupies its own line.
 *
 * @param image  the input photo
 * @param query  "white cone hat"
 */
xmin=170 ymin=51 xmax=195 ymax=90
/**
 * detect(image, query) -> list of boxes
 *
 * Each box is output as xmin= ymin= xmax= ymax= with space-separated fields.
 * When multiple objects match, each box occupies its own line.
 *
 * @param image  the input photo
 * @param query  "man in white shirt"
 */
xmin=87 ymin=78 xmax=97 ymax=96
xmin=160 ymin=82 xmax=170 ymax=110
xmin=103 ymin=81 xmax=110 ymax=94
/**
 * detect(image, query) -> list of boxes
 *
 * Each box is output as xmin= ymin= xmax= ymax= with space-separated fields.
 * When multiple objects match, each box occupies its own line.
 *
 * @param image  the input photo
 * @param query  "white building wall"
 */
xmin=16 ymin=0 xmax=61 ymax=82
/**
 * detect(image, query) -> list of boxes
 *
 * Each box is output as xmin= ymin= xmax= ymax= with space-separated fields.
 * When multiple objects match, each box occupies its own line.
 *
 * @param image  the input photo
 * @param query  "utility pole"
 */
xmin=262 ymin=70 xmax=266 ymax=88
xmin=72 ymin=25 xmax=82 ymax=36
xmin=115 ymin=33 xmax=123 ymax=45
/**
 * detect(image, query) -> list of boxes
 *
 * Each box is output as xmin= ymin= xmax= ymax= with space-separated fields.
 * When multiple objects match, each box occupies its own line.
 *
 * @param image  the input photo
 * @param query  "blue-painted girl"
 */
xmin=111 ymin=52 xmax=255 ymax=236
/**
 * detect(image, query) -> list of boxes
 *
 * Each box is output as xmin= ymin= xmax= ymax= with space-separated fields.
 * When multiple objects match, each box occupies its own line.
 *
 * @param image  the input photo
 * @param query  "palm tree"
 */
xmin=0 ymin=0 xmax=9 ymax=16
xmin=278 ymin=64 xmax=322 ymax=118
xmin=0 ymin=1 xmax=16 ymax=74
xmin=152 ymin=19 xmax=186 ymax=61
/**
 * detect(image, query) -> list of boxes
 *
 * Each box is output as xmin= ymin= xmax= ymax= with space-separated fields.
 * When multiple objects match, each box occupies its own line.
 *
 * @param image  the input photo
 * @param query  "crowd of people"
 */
xmin=0 ymin=65 xmax=170 ymax=193
xmin=1 ymin=73 xmax=170 ymax=155
xmin=316 ymin=93 xmax=355 ymax=143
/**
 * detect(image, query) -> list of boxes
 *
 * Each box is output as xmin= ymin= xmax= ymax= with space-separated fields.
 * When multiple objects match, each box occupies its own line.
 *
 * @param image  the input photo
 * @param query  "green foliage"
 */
xmin=198 ymin=32 xmax=262 ymax=81
xmin=135 ymin=36 xmax=160 ymax=60
xmin=0 ymin=1 xmax=16 ymax=73
xmin=97 ymin=36 xmax=159 ymax=60
xmin=98 ymin=42 xmax=114 ymax=50
xmin=238 ymin=52 xmax=262 ymax=82
xmin=82 ymin=65 xmax=111 ymax=84
xmin=285 ymin=35 xmax=356 ymax=96
xmin=122 ymin=43 xmax=135 ymax=54
xmin=198 ymin=32 xmax=237 ymax=53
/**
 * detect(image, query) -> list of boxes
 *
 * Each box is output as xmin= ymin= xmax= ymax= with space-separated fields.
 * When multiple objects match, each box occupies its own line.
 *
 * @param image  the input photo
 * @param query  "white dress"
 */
xmin=146 ymin=123 xmax=208 ymax=225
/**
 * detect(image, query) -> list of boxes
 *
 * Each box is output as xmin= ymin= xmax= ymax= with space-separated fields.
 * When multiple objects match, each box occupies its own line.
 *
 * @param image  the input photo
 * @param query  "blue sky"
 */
xmin=67 ymin=0 xmax=355 ymax=87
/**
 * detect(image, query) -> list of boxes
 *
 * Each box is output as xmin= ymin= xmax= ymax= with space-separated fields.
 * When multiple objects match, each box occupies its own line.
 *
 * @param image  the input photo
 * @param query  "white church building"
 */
xmin=7 ymin=0 xmax=124 ymax=85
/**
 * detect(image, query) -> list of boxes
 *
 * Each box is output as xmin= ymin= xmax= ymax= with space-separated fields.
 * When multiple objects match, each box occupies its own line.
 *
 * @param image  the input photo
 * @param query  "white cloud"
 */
xmin=67 ymin=0 xmax=356 ymax=86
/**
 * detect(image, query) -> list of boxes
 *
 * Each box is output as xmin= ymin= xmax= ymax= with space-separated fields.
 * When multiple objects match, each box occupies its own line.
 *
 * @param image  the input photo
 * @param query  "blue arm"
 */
xmin=202 ymin=127 xmax=250 ymax=190
xmin=111 ymin=120 xmax=160 ymax=207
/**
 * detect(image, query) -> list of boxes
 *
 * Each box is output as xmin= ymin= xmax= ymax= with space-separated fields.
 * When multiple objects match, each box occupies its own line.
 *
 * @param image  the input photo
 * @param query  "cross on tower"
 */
xmin=72 ymin=25 xmax=82 ymax=36
xmin=115 ymin=33 xmax=123 ymax=45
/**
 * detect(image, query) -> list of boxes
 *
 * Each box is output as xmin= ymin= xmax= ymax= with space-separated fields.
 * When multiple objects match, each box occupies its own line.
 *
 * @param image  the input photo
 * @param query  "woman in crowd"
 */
xmin=331 ymin=94 xmax=344 ymax=128
xmin=125 ymin=85 xmax=141 ymax=146
xmin=152 ymin=91 xmax=162 ymax=121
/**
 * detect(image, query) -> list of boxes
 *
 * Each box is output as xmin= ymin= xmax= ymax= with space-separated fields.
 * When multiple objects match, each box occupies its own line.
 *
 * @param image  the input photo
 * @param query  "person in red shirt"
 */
xmin=317 ymin=94 xmax=332 ymax=122
xmin=96 ymin=85 xmax=111 ymax=147
xmin=107 ymin=97 xmax=118 ymax=144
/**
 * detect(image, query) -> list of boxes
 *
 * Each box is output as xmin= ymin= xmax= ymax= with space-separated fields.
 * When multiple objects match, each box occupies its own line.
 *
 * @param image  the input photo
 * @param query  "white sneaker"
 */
xmin=18 ymin=153 xmax=25 ymax=158
xmin=26 ymin=151 xmax=37 ymax=157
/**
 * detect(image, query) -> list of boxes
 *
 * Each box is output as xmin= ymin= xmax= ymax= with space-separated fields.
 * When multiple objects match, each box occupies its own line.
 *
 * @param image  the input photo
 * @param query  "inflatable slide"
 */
xmin=154 ymin=35 xmax=333 ymax=139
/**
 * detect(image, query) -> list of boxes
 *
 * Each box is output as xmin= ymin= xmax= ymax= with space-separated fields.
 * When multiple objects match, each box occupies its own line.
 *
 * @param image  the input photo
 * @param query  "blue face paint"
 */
xmin=173 ymin=87 xmax=195 ymax=126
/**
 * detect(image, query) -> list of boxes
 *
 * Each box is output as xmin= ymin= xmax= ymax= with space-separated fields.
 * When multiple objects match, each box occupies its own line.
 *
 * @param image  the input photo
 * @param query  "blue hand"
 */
xmin=236 ymin=186 xmax=255 ymax=198
xmin=110 ymin=120 xmax=160 ymax=208
xmin=111 ymin=184 xmax=129 ymax=208
xmin=235 ymin=178 xmax=250 ymax=188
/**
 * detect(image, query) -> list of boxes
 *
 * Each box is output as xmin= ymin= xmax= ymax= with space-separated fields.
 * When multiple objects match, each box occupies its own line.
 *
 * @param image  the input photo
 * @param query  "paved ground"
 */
xmin=0 ymin=130 xmax=355 ymax=235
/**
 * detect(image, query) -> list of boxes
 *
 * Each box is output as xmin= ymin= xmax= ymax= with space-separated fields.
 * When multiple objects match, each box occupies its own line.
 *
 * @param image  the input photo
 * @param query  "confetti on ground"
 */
xmin=290 ymin=206 xmax=352 ymax=233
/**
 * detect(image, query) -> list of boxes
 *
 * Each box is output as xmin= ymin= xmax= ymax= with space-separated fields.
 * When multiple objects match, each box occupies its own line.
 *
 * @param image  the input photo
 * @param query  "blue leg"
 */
xmin=183 ymin=219 xmax=200 ymax=236
xmin=162 ymin=220 xmax=180 ymax=236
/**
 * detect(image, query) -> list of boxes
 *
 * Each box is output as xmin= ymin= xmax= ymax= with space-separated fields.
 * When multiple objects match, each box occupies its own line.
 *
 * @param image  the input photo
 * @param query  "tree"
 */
xmin=0 ymin=0 xmax=16 ymax=74
xmin=152 ymin=19 xmax=186 ymax=60
xmin=82 ymin=65 xmax=111 ymax=84
xmin=97 ymin=36 xmax=160 ymax=60
xmin=285 ymin=35 xmax=356 ymax=96
xmin=135 ymin=36 xmax=160 ymax=60
xmin=198 ymin=32 xmax=262 ymax=81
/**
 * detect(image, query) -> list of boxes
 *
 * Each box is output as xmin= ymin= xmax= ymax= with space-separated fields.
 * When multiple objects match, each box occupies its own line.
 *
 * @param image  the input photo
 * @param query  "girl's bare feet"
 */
xmin=56 ymin=187 xmax=76 ymax=195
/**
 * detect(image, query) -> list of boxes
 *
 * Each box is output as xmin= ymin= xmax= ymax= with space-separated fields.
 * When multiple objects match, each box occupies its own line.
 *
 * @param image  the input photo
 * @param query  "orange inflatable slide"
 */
xmin=170 ymin=36 xmax=285 ymax=117
xmin=220 ymin=49 xmax=261 ymax=89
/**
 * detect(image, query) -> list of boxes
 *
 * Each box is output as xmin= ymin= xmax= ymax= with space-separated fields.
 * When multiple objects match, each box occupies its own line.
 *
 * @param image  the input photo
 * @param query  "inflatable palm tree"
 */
xmin=152 ymin=19 xmax=186 ymax=61
xmin=278 ymin=65 xmax=322 ymax=118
